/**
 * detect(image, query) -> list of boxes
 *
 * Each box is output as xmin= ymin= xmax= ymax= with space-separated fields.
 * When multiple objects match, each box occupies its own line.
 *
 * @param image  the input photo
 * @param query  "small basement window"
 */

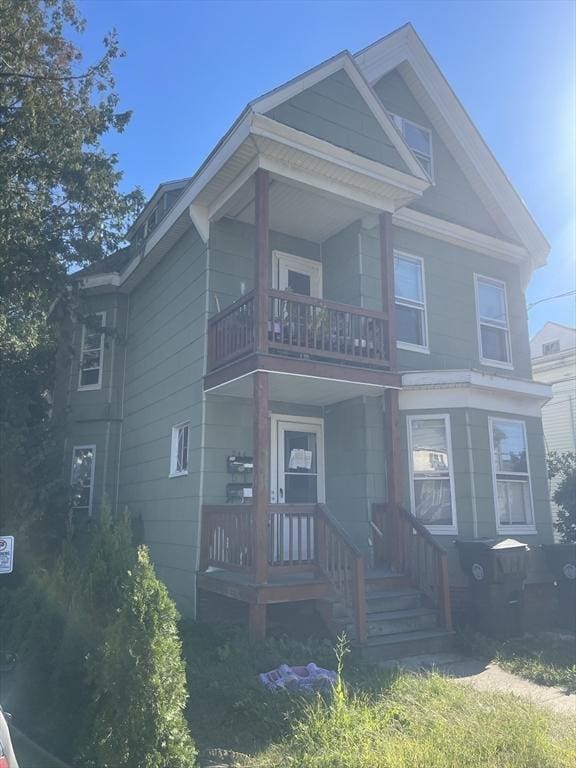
xmin=170 ymin=423 xmax=189 ymax=477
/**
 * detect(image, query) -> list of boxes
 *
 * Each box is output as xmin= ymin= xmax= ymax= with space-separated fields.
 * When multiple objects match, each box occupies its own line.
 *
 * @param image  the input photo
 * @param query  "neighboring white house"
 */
xmin=531 ymin=321 xmax=576 ymax=534
xmin=531 ymin=322 xmax=576 ymax=455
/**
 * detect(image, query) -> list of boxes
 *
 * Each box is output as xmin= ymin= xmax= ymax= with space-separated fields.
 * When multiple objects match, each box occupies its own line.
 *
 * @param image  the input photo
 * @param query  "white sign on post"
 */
xmin=0 ymin=536 xmax=14 ymax=574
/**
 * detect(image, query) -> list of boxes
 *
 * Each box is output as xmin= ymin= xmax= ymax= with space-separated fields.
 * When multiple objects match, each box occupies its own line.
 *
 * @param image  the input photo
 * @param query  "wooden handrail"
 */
xmin=201 ymin=505 xmax=254 ymax=572
xmin=316 ymin=504 xmax=367 ymax=645
xmin=372 ymin=503 xmax=452 ymax=630
xmin=207 ymin=290 xmax=255 ymax=326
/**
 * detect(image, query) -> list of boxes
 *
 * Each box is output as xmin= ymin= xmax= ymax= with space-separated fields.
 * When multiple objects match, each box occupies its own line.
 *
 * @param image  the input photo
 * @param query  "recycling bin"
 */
xmin=456 ymin=538 xmax=530 ymax=639
xmin=542 ymin=543 xmax=576 ymax=631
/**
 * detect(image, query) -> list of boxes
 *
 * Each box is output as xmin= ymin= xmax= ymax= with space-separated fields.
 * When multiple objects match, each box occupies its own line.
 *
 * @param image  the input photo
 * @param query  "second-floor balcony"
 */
xmin=207 ymin=288 xmax=390 ymax=375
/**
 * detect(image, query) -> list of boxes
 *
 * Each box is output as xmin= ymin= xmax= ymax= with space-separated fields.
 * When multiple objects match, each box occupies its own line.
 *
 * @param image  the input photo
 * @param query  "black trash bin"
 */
xmin=542 ymin=543 xmax=576 ymax=631
xmin=456 ymin=538 xmax=530 ymax=639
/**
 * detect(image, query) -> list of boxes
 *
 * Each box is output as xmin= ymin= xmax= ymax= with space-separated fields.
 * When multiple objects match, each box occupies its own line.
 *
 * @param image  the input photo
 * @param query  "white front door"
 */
xmin=270 ymin=415 xmax=325 ymax=504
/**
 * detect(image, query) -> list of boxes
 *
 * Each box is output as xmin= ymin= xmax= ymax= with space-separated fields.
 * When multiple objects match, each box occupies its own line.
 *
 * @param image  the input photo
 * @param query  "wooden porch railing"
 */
xmin=372 ymin=503 xmax=452 ymax=630
xmin=206 ymin=289 xmax=389 ymax=373
xmin=200 ymin=503 xmax=367 ymax=644
xmin=207 ymin=291 xmax=255 ymax=372
xmin=316 ymin=504 xmax=367 ymax=645
xmin=200 ymin=505 xmax=254 ymax=572
xmin=268 ymin=290 xmax=389 ymax=367
xmin=268 ymin=505 xmax=316 ymax=568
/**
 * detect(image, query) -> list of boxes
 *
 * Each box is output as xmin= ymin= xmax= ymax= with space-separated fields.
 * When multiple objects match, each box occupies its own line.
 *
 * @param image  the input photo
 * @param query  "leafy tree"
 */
xmin=0 ymin=0 xmax=143 ymax=552
xmin=83 ymin=546 xmax=197 ymax=768
xmin=547 ymin=451 xmax=576 ymax=543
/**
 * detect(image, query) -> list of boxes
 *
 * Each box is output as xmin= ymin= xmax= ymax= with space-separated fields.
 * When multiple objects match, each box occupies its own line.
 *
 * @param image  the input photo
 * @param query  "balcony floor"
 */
xmin=204 ymin=352 xmax=400 ymax=404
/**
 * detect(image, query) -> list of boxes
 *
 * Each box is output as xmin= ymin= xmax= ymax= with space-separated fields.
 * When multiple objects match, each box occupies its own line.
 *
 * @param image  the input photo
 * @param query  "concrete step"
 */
xmin=365 ymin=608 xmax=438 ymax=637
xmin=363 ymin=629 xmax=454 ymax=662
xmin=366 ymin=589 xmax=422 ymax=613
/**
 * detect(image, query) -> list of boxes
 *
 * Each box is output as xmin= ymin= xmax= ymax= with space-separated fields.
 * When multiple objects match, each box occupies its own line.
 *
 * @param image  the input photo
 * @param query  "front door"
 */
xmin=270 ymin=415 xmax=325 ymax=504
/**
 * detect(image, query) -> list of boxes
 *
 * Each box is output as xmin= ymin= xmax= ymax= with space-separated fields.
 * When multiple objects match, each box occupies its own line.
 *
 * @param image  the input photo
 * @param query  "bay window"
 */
xmin=489 ymin=418 xmax=535 ymax=532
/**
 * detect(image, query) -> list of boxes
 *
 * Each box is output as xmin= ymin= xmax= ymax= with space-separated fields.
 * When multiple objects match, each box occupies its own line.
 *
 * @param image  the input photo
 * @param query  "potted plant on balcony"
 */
xmin=542 ymin=451 xmax=576 ymax=630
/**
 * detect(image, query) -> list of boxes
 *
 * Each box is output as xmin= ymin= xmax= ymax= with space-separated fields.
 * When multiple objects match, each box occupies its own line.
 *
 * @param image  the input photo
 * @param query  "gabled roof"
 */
xmin=126 ymin=177 xmax=191 ymax=241
xmin=248 ymin=49 xmax=429 ymax=183
xmin=354 ymin=23 xmax=550 ymax=267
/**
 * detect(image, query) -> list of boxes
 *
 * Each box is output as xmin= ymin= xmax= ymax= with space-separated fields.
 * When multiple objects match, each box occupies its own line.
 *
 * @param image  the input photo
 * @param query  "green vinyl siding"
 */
xmin=266 ymin=69 xmax=409 ymax=172
xmin=393 ymin=226 xmax=532 ymax=378
xmin=118 ymin=226 xmax=208 ymax=617
xmin=373 ymin=69 xmax=511 ymax=240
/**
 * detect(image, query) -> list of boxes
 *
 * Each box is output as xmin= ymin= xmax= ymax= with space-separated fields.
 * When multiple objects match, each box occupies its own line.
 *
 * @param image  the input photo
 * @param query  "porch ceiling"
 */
xmin=205 ymin=368 xmax=388 ymax=406
xmin=215 ymin=175 xmax=369 ymax=243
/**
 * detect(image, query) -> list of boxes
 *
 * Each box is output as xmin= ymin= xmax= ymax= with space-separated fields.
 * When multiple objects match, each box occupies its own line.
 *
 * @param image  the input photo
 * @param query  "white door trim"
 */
xmin=270 ymin=414 xmax=326 ymax=503
xmin=272 ymin=250 xmax=323 ymax=297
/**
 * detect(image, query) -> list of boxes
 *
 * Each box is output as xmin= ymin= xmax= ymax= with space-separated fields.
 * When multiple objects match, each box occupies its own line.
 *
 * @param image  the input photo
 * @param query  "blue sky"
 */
xmin=78 ymin=0 xmax=575 ymax=335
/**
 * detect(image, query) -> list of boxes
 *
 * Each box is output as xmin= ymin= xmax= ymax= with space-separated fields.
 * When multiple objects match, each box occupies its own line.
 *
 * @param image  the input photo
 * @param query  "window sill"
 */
xmin=78 ymin=384 xmax=102 ymax=391
xmin=397 ymin=342 xmax=430 ymax=355
xmin=169 ymin=471 xmax=189 ymax=479
xmin=480 ymin=358 xmax=514 ymax=371
xmin=496 ymin=526 xmax=537 ymax=536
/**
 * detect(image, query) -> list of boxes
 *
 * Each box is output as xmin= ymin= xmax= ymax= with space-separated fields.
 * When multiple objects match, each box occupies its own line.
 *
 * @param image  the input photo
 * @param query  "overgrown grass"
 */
xmin=181 ymin=621 xmax=392 ymax=755
xmin=183 ymin=623 xmax=576 ymax=767
xmin=459 ymin=632 xmax=576 ymax=692
xmin=250 ymin=673 xmax=576 ymax=768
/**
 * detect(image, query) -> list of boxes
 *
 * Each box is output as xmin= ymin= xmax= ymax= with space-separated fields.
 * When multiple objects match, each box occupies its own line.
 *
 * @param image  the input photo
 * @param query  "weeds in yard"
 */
xmin=459 ymin=631 xmax=576 ymax=692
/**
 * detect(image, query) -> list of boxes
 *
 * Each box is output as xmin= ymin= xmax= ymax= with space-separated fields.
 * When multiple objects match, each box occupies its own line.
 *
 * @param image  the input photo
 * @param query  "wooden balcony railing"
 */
xmin=268 ymin=505 xmax=315 ymax=567
xmin=372 ymin=503 xmax=452 ymax=630
xmin=207 ymin=292 xmax=255 ymax=372
xmin=206 ymin=289 xmax=389 ymax=373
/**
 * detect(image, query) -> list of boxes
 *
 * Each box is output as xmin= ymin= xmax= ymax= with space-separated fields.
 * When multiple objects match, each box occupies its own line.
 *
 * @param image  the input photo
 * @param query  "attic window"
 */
xmin=542 ymin=340 xmax=560 ymax=356
xmin=145 ymin=206 xmax=158 ymax=237
xmin=390 ymin=113 xmax=433 ymax=178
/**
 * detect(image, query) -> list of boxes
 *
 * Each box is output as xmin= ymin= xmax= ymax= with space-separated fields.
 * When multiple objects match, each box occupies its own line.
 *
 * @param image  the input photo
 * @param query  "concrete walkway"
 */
xmin=385 ymin=653 xmax=576 ymax=716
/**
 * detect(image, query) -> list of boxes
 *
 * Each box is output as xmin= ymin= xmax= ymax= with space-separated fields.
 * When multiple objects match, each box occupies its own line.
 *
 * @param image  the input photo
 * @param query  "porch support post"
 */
xmin=254 ymin=169 xmax=270 ymax=353
xmin=380 ymin=212 xmax=402 ymax=553
xmin=253 ymin=370 xmax=269 ymax=588
xmin=249 ymin=603 xmax=267 ymax=643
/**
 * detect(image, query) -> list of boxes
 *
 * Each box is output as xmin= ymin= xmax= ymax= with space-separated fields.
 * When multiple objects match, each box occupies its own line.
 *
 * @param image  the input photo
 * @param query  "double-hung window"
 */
xmin=489 ymin=418 xmax=535 ymax=533
xmin=170 ymin=423 xmax=189 ymax=477
xmin=390 ymin=113 xmax=433 ymax=177
xmin=475 ymin=275 xmax=512 ymax=367
xmin=407 ymin=415 xmax=457 ymax=533
xmin=71 ymin=446 xmax=96 ymax=516
xmin=78 ymin=312 xmax=105 ymax=389
xmin=394 ymin=252 xmax=428 ymax=351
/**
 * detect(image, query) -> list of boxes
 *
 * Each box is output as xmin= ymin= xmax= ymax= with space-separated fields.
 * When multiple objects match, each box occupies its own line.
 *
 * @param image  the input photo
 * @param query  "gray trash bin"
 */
xmin=456 ymin=538 xmax=530 ymax=639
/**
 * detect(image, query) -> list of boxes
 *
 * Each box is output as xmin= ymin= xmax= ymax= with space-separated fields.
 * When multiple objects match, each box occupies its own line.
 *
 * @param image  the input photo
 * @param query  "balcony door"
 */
xmin=270 ymin=414 xmax=325 ymax=504
xmin=272 ymin=250 xmax=322 ymax=298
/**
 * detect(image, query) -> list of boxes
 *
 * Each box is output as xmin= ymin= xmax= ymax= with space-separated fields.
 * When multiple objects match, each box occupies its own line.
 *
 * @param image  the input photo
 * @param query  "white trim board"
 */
xmin=399 ymin=369 xmax=551 ymax=418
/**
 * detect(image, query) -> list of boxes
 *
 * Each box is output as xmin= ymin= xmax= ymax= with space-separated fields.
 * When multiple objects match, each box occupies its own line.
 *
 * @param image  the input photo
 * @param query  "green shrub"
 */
xmin=548 ymin=451 xmax=576 ymax=542
xmin=81 ymin=546 xmax=197 ymax=768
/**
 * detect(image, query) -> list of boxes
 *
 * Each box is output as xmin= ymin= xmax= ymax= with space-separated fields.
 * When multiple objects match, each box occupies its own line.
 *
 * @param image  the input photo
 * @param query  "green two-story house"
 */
xmin=56 ymin=24 xmax=554 ymax=655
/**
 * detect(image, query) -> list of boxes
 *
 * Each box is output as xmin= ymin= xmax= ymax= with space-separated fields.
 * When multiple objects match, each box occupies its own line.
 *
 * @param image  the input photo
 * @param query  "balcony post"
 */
xmin=253 ymin=370 xmax=269 ymax=588
xmin=254 ymin=169 xmax=270 ymax=354
xmin=380 ymin=212 xmax=401 ymax=512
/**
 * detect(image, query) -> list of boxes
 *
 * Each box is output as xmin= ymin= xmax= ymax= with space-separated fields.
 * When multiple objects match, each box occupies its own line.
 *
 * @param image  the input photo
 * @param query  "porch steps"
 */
xmin=323 ymin=569 xmax=453 ymax=661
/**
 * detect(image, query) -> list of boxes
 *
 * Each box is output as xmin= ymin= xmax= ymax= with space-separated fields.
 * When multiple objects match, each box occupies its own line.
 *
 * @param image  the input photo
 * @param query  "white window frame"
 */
xmin=407 ymin=414 xmax=458 ymax=535
xmin=390 ymin=112 xmax=434 ymax=180
xmin=78 ymin=311 xmax=106 ymax=390
xmin=394 ymin=251 xmax=429 ymax=354
xmin=70 ymin=444 xmax=96 ymax=516
xmin=474 ymin=274 xmax=513 ymax=370
xmin=488 ymin=417 xmax=536 ymax=535
xmin=272 ymin=250 xmax=323 ymax=298
xmin=169 ymin=422 xmax=190 ymax=478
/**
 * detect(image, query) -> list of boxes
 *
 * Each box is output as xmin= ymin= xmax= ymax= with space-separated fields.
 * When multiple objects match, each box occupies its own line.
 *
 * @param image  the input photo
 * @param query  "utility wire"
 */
xmin=527 ymin=290 xmax=576 ymax=310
